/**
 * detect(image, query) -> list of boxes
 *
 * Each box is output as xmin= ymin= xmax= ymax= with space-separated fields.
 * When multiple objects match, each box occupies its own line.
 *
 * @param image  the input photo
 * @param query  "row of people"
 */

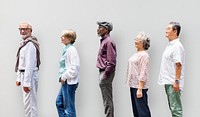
xmin=15 ymin=21 xmax=185 ymax=117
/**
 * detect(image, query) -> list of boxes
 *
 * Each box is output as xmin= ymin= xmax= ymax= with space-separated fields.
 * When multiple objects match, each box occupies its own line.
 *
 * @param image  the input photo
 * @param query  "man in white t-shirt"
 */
xmin=158 ymin=21 xmax=185 ymax=117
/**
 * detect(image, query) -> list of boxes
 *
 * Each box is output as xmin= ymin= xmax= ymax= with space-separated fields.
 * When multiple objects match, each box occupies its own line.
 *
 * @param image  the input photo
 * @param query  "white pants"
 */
xmin=20 ymin=70 xmax=39 ymax=117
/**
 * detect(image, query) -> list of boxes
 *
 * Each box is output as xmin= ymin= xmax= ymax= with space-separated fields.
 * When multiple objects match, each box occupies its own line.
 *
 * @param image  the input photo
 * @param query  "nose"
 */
xmin=19 ymin=28 xmax=26 ymax=33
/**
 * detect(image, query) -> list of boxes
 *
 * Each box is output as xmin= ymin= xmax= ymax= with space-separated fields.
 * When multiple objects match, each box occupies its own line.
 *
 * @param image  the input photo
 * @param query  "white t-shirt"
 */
xmin=158 ymin=38 xmax=185 ymax=90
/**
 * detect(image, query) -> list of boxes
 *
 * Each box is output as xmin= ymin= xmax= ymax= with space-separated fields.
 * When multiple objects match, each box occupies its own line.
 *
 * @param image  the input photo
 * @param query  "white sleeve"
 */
xmin=16 ymin=71 xmax=21 ymax=82
xmin=61 ymin=47 xmax=80 ymax=81
xmin=173 ymin=45 xmax=183 ymax=65
xmin=23 ymin=42 xmax=37 ymax=87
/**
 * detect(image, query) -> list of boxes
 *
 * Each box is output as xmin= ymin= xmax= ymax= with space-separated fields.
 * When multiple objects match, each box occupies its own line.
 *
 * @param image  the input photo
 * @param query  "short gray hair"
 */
xmin=169 ymin=21 xmax=181 ymax=36
xmin=137 ymin=32 xmax=150 ymax=50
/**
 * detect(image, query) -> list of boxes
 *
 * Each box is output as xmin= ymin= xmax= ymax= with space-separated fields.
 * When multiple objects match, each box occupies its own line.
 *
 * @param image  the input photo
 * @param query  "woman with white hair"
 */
xmin=126 ymin=32 xmax=151 ymax=117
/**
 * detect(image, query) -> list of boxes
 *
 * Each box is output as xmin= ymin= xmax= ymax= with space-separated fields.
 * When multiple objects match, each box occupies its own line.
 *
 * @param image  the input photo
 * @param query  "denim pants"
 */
xmin=99 ymin=71 xmax=115 ymax=117
xmin=56 ymin=82 xmax=78 ymax=117
xmin=130 ymin=88 xmax=151 ymax=117
xmin=165 ymin=84 xmax=182 ymax=117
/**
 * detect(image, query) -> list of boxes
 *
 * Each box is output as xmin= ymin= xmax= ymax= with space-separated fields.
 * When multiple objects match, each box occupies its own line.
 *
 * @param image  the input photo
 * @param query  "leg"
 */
xmin=23 ymin=90 xmax=31 ymax=117
xmin=99 ymin=71 xmax=114 ymax=117
xmin=22 ymin=70 xmax=39 ymax=117
xmin=130 ymin=88 xmax=151 ymax=117
xmin=130 ymin=88 xmax=139 ymax=117
xmin=66 ymin=83 xmax=78 ymax=117
xmin=165 ymin=85 xmax=182 ymax=117
xmin=56 ymin=83 xmax=68 ymax=117
xmin=135 ymin=89 xmax=151 ymax=117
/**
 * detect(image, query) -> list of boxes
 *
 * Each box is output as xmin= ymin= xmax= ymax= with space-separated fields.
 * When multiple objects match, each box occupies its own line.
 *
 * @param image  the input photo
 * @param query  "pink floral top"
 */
xmin=126 ymin=51 xmax=150 ymax=89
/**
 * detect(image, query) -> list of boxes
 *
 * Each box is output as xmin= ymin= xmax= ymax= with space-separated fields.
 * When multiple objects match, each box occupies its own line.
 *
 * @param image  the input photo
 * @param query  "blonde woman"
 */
xmin=56 ymin=29 xmax=80 ymax=117
xmin=126 ymin=32 xmax=151 ymax=117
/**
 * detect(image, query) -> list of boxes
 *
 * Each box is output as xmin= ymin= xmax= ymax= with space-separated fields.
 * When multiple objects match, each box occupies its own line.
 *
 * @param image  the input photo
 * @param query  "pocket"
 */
xmin=99 ymin=71 xmax=106 ymax=81
xmin=100 ymin=48 xmax=107 ymax=58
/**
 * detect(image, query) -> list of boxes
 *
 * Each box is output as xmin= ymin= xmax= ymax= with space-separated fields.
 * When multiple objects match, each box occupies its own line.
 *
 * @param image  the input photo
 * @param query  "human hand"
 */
xmin=60 ymin=79 xmax=65 ymax=85
xmin=173 ymin=83 xmax=180 ymax=92
xmin=16 ymin=81 xmax=21 ymax=86
xmin=23 ymin=87 xmax=30 ymax=93
xmin=137 ymin=89 xmax=143 ymax=98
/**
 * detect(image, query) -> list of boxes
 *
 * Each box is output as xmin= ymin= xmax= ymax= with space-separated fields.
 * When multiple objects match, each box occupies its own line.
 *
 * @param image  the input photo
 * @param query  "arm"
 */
xmin=173 ymin=62 xmax=182 ymax=92
xmin=23 ymin=42 xmax=37 ymax=92
xmin=137 ymin=81 xmax=145 ymax=98
xmin=103 ymin=41 xmax=116 ymax=79
xmin=16 ymin=71 xmax=21 ymax=86
xmin=172 ymin=45 xmax=183 ymax=92
xmin=137 ymin=54 xmax=149 ymax=98
xmin=61 ymin=47 xmax=80 ymax=82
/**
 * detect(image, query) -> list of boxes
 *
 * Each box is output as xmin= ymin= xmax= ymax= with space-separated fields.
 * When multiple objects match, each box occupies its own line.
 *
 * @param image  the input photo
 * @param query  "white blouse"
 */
xmin=126 ymin=51 xmax=150 ymax=89
xmin=60 ymin=46 xmax=80 ymax=84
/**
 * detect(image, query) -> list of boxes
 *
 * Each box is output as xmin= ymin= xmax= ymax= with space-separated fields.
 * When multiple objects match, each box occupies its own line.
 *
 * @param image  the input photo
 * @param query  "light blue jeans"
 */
xmin=56 ymin=82 xmax=78 ymax=117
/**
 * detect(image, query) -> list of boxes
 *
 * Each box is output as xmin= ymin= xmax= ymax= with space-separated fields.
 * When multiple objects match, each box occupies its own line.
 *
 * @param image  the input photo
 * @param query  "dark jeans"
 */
xmin=56 ymin=82 xmax=78 ymax=117
xmin=130 ymin=88 xmax=151 ymax=117
xmin=99 ymin=71 xmax=115 ymax=117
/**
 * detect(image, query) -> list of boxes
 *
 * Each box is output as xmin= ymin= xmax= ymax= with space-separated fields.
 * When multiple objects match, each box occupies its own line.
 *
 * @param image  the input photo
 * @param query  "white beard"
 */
xmin=21 ymin=34 xmax=29 ymax=39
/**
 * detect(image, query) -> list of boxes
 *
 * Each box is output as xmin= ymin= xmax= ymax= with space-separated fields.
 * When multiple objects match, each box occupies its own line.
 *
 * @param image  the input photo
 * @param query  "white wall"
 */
xmin=0 ymin=0 xmax=200 ymax=116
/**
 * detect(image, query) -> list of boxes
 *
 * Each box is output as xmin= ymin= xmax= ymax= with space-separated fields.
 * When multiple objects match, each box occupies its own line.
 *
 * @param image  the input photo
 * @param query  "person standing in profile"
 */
xmin=158 ymin=22 xmax=185 ymax=117
xmin=126 ymin=32 xmax=151 ymax=117
xmin=96 ymin=21 xmax=117 ymax=117
xmin=15 ymin=22 xmax=41 ymax=117
xmin=56 ymin=29 xmax=80 ymax=117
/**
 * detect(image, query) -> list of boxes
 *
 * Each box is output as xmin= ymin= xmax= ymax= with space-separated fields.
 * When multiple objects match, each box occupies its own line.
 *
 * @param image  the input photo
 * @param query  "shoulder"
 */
xmin=26 ymin=36 xmax=39 ymax=47
xmin=30 ymin=36 xmax=38 ymax=41
xmin=173 ymin=39 xmax=183 ymax=46
xmin=68 ymin=45 xmax=76 ymax=50
xmin=107 ymin=36 xmax=114 ymax=42
xmin=104 ymin=36 xmax=116 ymax=46
xmin=23 ymin=42 xmax=36 ymax=53
xmin=141 ymin=51 xmax=149 ymax=57
xmin=139 ymin=51 xmax=149 ymax=60
xmin=173 ymin=41 xmax=184 ymax=51
xmin=26 ymin=41 xmax=35 ymax=47
xmin=67 ymin=45 xmax=78 ymax=53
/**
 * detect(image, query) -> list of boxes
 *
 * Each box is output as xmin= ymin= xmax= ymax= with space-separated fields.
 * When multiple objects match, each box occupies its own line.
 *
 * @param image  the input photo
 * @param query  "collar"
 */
xmin=20 ymin=36 xmax=32 ymax=45
xmin=100 ymin=34 xmax=110 ymax=42
xmin=64 ymin=43 xmax=72 ymax=47
xmin=168 ymin=38 xmax=180 ymax=46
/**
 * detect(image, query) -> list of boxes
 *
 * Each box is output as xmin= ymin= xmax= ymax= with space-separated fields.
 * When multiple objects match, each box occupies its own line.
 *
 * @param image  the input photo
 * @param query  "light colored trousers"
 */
xmin=165 ymin=84 xmax=182 ymax=117
xmin=20 ymin=70 xmax=39 ymax=117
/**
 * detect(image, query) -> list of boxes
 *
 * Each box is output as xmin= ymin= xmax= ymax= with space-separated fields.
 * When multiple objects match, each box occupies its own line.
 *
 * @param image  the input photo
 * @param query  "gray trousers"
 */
xmin=99 ymin=71 xmax=115 ymax=117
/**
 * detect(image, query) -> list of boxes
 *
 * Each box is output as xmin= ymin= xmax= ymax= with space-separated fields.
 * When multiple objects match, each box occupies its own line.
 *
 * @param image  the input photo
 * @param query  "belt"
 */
xmin=19 ymin=69 xmax=25 ymax=72
xmin=99 ymin=69 xmax=105 ymax=72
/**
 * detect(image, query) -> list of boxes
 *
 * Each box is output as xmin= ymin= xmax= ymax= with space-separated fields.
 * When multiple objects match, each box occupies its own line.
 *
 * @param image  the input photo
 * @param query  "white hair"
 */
xmin=137 ymin=31 xmax=150 ymax=40
xmin=19 ymin=22 xmax=32 ymax=29
xmin=137 ymin=31 xmax=151 ymax=50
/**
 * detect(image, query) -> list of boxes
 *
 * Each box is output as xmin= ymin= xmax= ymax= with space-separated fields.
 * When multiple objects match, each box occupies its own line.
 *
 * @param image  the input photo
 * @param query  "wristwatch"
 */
xmin=175 ymin=79 xmax=179 ymax=84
